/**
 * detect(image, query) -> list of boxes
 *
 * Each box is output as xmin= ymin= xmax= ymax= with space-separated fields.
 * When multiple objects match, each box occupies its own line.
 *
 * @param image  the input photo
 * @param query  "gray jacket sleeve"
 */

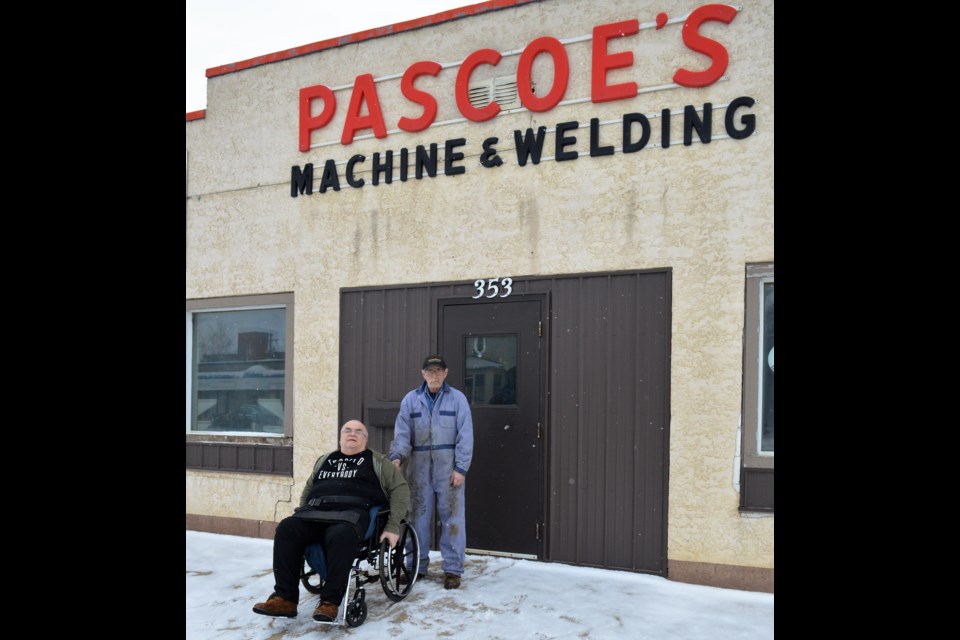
xmin=453 ymin=390 xmax=474 ymax=475
xmin=390 ymin=392 xmax=414 ymax=461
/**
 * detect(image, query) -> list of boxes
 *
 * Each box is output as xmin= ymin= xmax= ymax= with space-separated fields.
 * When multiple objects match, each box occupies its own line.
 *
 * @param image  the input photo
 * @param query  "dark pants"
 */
xmin=272 ymin=516 xmax=359 ymax=605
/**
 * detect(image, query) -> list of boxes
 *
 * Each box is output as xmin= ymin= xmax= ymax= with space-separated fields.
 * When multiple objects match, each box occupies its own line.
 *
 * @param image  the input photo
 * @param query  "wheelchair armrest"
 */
xmin=363 ymin=505 xmax=383 ymax=540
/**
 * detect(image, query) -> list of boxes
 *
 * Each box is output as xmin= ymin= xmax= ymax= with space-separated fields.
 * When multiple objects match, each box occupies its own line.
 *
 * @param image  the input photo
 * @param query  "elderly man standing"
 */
xmin=390 ymin=354 xmax=474 ymax=589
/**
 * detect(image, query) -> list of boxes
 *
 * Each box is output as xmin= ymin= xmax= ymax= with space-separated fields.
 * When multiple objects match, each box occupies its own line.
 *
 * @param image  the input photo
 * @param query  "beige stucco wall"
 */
xmin=186 ymin=471 xmax=297 ymax=522
xmin=186 ymin=0 xmax=773 ymax=570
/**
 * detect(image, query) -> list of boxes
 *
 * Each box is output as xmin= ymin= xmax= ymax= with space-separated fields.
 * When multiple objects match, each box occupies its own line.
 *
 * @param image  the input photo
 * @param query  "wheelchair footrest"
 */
xmin=313 ymin=568 xmax=371 ymax=627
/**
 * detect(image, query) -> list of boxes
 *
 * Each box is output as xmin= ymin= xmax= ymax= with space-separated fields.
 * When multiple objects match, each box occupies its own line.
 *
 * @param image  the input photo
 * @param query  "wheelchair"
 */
xmin=299 ymin=506 xmax=420 ymax=627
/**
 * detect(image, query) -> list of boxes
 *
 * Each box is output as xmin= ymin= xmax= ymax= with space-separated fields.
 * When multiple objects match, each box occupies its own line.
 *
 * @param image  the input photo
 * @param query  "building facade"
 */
xmin=186 ymin=0 xmax=774 ymax=593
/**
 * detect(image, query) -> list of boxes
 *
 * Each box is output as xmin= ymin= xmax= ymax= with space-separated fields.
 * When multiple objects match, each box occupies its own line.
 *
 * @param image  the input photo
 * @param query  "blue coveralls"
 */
xmin=390 ymin=381 xmax=474 ymax=575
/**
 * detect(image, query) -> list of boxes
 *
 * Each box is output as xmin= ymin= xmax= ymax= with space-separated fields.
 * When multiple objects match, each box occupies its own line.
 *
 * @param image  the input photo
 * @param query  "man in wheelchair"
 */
xmin=253 ymin=419 xmax=410 ymax=623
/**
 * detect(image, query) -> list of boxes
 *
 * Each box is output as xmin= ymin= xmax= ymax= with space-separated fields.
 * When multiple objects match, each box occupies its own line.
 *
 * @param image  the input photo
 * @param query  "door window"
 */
xmin=463 ymin=335 xmax=517 ymax=405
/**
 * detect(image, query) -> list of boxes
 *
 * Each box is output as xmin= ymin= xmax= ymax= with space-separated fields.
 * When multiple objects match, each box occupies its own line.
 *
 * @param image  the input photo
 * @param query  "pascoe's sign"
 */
xmin=291 ymin=3 xmax=754 ymax=197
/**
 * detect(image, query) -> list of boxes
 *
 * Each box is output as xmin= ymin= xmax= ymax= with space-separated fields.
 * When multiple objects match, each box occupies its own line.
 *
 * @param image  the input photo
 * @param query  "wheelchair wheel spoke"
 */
xmin=379 ymin=521 xmax=420 ymax=602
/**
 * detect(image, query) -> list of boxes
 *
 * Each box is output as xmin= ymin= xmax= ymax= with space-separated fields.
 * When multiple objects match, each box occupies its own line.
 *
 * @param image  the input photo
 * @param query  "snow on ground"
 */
xmin=187 ymin=531 xmax=773 ymax=639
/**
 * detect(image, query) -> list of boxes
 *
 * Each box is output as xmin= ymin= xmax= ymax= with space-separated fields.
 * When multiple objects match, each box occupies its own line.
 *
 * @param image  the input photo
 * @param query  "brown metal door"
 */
xmin=441 ymin=298 xmax=543 ymax=558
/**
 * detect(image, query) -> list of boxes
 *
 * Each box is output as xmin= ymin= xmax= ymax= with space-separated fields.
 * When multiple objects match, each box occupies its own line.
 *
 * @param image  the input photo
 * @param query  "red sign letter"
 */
xmin=517 ymin=37 xmax=569 ymax=113
xmin=591 ymin=19 xmax=639 ymax=103
xmin=398 ymin=61 xmax=442 ymax=133
xmin=299 ymin=85 xmax=336 ymax=152
xmin=341 ymin=74 xmax=388 ymax=146
xmin=673 ymin=4 xmax=737 ymax=88
xmin=456 ymin=48 xmax=502 ymax=122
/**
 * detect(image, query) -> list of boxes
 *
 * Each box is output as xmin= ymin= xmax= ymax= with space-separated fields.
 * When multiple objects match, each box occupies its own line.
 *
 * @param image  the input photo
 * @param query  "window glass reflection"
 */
xmin=463 ymin=335 xmax=517 ymax=405
xmin=192 ymin=308 xmax=285 ymax=434
xmin=760 ymin=283 xmax=774 ymax=452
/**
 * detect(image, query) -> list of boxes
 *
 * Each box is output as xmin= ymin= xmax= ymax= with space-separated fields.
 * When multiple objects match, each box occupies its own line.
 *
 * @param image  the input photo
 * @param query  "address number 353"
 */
xmin=472 ymin=277 xmax=513 ymax=299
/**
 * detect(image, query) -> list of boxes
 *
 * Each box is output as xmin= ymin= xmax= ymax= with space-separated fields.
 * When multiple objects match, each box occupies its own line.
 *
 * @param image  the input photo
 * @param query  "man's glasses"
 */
xmin=423 ymin=368 xmax=445 ymax=375
xmin=342 ymin=428 xmax=368 ymax=437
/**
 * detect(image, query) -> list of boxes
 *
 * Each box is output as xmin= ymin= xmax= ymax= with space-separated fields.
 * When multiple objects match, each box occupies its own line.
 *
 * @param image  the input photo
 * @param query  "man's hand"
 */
xmin=450 ymin=470 xmax=465 ymax=487
xmin=380 ymin=530 xmax=400 ymax=548
xmin=392 ymin=459 xmax=402 ymax=469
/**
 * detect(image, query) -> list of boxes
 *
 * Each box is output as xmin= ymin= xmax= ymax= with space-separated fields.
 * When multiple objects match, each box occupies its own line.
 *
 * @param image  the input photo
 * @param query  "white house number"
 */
xmin=472 ymin=277 xmax=513 ymax=299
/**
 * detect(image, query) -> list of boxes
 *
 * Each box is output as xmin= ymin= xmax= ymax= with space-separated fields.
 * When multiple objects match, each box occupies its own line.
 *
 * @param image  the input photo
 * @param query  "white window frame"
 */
xmin=186 ymin=293 xmax=294 ymax=438
xmin=742 ymin=263 xmax=773 ymax=469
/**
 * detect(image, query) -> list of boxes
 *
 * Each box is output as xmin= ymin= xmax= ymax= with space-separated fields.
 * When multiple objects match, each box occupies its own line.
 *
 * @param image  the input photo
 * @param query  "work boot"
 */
xmin=312 ymin=600 xmax=339 ymax=622
xmin=444 ymin=573 xmax=461 ymax=589
xmin=253 ymin=594 xmax=297 ymax=618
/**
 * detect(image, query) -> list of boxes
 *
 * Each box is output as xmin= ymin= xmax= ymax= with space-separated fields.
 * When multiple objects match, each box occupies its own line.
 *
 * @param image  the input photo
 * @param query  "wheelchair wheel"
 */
xmin=378 ymin=522 xmax=420 ymax=602
xmin=300 ymin=563 xmax=324 ymax=595
xmin=345 ymin=590 xmax=367 ymax=627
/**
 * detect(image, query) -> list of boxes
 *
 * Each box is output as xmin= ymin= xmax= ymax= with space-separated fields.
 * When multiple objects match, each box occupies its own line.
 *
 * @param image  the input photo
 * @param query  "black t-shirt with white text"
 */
xmin=305 ymin=449 xmax=386 ymax=508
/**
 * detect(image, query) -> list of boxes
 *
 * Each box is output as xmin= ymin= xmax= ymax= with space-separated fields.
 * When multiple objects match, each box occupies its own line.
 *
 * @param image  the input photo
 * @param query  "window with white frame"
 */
xmin=759 ymin=280 xmax=774 ymax=454
xmin=742 ymin=263 xmax=773 ymax=466
xmin=186 ymin=294 xmax=293 ymax=437
xmin=740 ymin=263 xmax=773 ymax=511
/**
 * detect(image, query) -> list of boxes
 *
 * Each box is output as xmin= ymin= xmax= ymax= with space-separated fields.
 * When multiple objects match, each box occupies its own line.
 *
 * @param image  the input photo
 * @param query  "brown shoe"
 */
xmin=444 ymin=573 xmax=461 ymax=589
xmin=312 ymin=600 xmax=339 ymax=622
xmin=398 ymin=572 xmax=426 ymax=586
xmin=253 ymin=594 xmax=297 ymax=618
